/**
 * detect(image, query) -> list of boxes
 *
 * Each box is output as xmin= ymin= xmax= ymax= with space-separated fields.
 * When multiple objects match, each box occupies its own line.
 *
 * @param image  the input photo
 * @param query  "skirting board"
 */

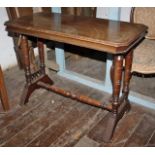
xmin=57 ymin=69 xmax=155 ymax=110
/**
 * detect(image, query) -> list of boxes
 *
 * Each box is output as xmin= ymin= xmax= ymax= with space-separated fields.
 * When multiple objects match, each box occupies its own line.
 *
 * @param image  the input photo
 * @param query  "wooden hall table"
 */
xmin=5 ymin=12 xmax=147 ymax=142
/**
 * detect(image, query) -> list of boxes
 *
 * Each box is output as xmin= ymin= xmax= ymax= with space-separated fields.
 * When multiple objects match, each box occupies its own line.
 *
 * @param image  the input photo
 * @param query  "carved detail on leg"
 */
xmin=20 ymin=35 xmax=31 ymax=84
xmin=20 ymin=36 xmax=54 ymax=105
xmin=103 ymin=55 xmax=123 ymax=142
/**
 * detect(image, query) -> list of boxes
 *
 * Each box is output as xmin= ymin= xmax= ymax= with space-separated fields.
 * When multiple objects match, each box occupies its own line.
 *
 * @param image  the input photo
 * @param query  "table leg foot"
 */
xmin=103 ymin=98 xmax=131 ymax=142
xmin=20 ymin=74 xmax=53 ymax=105
xmin=103 ymin=112 xmax=117 ymax=142
xmin=120 ymin=95 xmax=131 ymax=113
xmin=20 ymin=84 xmax=38 ymax=105
xmin=103 ymin=55 xmax=124 ymax=142
xmin=124 ymin=100 xmax=131 ymax=114
xmin=126 ymin=102 xmax=131 ymax=112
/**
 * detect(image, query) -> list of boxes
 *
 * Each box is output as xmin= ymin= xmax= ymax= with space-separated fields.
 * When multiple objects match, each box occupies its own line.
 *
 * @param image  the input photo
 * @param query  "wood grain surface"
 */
xmin=5 ymin=12 xmax=147 ymax=53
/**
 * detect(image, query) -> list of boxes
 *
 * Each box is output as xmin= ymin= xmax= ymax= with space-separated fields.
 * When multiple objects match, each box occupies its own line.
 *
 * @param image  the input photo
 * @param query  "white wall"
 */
xmin=97 ymin=7 xmax=132 ymax=21
xmin=120 ymin=7 xmax=132 ymax=22
xmin=96 ymin=7 xmax=110 ymax=19
xmin=0 ymin=7 xmax=17 ymax=70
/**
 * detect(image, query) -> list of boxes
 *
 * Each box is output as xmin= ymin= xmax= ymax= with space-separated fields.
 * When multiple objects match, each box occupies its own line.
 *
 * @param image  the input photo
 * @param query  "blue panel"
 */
xmin=104 ymin=8 xmax=121 ymax=91
xmin=55 ymin=44 xmax=65 ymax=71
xmin=51 ymin=7 xmax=61 ymax=13
xmin=108 ymin=7 xmax=121 ymax=20
xmin=51 ymin=7 xmax=66 ymax=72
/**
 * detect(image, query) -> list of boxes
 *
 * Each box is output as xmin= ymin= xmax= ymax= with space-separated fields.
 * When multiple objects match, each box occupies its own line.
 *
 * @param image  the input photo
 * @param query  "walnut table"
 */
xmin=5 ymin=12 xmax=147 ymax=142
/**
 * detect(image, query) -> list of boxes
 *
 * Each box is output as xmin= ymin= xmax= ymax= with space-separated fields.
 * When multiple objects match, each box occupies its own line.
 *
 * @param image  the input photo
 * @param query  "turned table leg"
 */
xmin=20 ymin=35 xmax=33 ymax=105
xmin=104 ymin=55 xmax=123 ymax=142
xmin=37 ymin=39 xmax=53 ymax=85
xmin=122 ymin=50 xmax=133 ymax=112
xmin=22 ymin=36 xmax=31 ymax=84
xmin=20 ymin=36 xmax=53 ymax=105
xmin=38 ymin=39 xmax=45 ymax=75
xmin=112 ymin=55 xmax=123 ymax=114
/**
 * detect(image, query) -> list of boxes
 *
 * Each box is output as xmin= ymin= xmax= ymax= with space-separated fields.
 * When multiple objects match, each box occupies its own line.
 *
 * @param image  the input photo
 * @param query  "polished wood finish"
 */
xmin=104 ymin=55 xmax=124 ymax=141
xmin=5 ymin=12 xmax=147 ymax=142
xmin=20 ymin=36 xmax=31 ymax=84
xmin=37 ymin=39 xmax=45 ymax=75
xmin=5 ymin=12 xmax=147 ymax=53
xmin=20 ymin=36 xmax=53 ymax=105
xmin=112 ymin=55 xmax=124 ymax=113
xmin=37 ymin=81 xmax=112 ymax=111
xmin=122 ymin=51 xmax=133 ymax=103
xmin=61 ymin=7 xmax=96 ymax=60
xmin=0 ymin=66 xmax=10 ymax=111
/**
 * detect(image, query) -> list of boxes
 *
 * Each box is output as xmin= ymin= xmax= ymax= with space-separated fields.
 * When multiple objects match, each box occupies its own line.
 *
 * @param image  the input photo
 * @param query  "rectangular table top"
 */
xmin=5 ymin=12 xmax=147 ymax=54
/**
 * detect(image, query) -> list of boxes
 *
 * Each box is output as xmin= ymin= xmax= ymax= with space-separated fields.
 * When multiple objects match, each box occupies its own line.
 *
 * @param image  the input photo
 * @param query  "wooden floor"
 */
xmin=0 ymin=49 xmax=155 ymax=147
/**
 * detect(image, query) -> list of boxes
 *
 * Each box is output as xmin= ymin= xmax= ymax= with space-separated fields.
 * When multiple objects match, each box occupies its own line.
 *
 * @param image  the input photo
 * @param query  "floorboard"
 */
xmin=124 ymin=114 xmax=155 ymax=147
xmin=1 ymin=50 xmax=155 ymax=147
